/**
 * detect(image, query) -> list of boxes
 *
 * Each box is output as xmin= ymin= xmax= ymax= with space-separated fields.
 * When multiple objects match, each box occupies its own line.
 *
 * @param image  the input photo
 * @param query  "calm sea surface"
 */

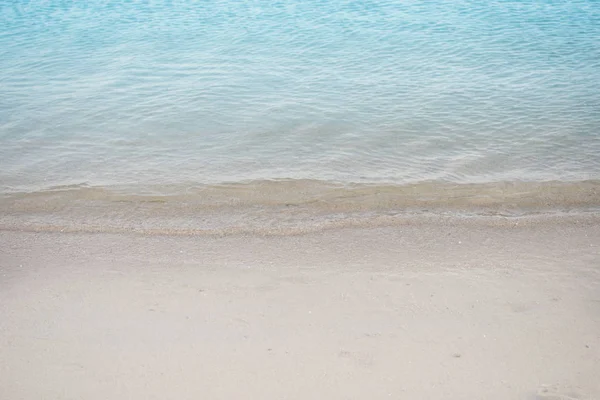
xmin=1 ymin=0 xmax=599 ymax=202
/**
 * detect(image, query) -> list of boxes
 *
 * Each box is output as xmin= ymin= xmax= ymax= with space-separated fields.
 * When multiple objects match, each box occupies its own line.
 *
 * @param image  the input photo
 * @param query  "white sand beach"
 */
xmin=1 ymin=218 xmax=599 ymax=399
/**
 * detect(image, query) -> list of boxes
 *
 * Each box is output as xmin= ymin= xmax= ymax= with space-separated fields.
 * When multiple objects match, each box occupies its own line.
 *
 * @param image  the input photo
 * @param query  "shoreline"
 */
xmin=1 ymin=179 xmax=599 ymax=236
xmin=1 ymin=222 xmax=599 ymax=399
xmin=2 ymin=212 xmax=600 ymax=237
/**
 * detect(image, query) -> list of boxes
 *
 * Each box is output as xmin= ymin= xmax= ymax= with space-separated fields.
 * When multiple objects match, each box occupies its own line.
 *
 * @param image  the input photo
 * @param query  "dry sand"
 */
xmin=1 ymin=218 xmax=599 ymax=399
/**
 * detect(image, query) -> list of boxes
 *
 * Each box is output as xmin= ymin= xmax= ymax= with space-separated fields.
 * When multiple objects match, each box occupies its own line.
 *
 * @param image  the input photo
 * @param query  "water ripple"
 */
xmin=1 ymin=0 xmax=599 ymax=192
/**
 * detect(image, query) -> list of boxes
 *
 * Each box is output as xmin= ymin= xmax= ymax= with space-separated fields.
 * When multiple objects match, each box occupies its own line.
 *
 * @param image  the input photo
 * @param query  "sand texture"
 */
xmin=1 ymin=219 xmax=599 ymax=399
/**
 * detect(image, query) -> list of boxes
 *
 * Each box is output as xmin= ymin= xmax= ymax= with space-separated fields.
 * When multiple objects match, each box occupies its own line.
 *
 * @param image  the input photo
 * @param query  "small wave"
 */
xmin=1 ymin=179 xmax=598 ymax=236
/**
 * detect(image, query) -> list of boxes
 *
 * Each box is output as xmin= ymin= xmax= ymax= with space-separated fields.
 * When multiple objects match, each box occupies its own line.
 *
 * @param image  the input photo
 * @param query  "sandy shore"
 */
xmin=1 ymin=219 xmax=599 ymax=399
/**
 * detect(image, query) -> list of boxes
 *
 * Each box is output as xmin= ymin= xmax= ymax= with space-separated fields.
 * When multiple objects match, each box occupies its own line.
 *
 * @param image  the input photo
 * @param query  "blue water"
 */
xmin=1 ymin=0 xmax=599 ymax=193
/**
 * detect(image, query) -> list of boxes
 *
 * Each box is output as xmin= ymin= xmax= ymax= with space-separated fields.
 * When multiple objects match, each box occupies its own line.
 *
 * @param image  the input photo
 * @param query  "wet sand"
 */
xmin=1 ymin=219 xmax=599 ymax=399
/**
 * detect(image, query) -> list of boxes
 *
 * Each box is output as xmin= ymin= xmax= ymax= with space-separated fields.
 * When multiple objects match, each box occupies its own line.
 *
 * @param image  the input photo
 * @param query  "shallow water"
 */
xmin=1 ymin=0 xmax=600 ymax=206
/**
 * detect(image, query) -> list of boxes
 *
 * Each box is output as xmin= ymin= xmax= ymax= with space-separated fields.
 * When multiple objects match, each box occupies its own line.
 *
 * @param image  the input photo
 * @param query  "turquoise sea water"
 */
xmin=1 ymin=0 xmax=599 ymax=198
